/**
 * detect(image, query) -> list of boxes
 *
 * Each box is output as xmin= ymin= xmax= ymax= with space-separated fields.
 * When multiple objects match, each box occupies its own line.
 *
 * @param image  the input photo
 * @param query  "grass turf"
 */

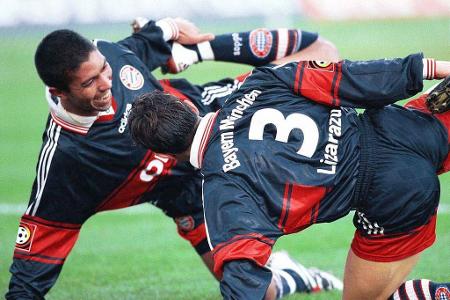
xmin=0 ymin=17 xmax=449 ymax=299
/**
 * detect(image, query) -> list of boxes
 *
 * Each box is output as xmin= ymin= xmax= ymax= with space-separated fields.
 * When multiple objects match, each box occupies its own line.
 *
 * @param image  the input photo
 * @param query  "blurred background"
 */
xmin=0 ymin=0 xmax=449 ymax=299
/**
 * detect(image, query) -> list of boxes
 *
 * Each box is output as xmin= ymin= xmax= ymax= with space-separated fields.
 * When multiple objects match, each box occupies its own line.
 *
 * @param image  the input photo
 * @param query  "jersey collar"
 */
xmin=45 ymin=87 xmax=116 ymax=135
xmin=190 ymin=112 xmax=219 ymax=169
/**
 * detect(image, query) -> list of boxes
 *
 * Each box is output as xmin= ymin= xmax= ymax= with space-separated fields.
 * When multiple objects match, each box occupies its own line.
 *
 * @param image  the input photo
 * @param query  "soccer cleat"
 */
xmin=426 ymin=76 xmax=450 ymax=114
xmin=308 ymin=267 xmax=343 ymax=291
xmin=267 ymin=251 xmax=343 ymax=293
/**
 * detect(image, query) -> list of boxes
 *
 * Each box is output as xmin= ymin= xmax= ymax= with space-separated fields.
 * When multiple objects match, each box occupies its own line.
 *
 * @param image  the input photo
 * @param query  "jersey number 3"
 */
xmin=248 ymin=108 xmax=319 ymax=158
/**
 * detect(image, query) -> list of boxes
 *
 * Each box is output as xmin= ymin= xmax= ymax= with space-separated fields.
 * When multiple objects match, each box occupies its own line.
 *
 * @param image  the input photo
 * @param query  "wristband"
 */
xmin=423 ymin=58 xmax=436 ymax=80
xmin=156 ymin=18 xmax=180 ymax=41
xmin=197 ymin=41 xmax=215 ymax=61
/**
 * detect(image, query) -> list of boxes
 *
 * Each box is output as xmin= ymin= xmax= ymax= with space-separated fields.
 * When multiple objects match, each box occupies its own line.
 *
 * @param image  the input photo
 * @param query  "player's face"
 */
xmin=62 ymin=50 xmax=113 ymax=116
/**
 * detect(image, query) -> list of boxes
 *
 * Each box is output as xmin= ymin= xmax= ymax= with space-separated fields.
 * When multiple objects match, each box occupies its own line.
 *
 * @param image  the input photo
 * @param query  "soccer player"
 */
xmin=128 ymin=55 xmax=450 ymax=300
xmin=6 ymin=18 xmax=342 ymax=299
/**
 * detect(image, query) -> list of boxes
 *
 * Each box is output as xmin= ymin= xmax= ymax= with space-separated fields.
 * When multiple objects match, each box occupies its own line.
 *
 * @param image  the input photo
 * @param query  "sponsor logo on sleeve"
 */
xmin=249 ymin=29 xmax=273 ymax=59
xmin=118 ymin=103 xmax=132 ymax=133
xmin=119 ymin=65 xmax=144 ymax=90
xmin=232 ymin=32 xmax=243 ymax=56
xmin=15 ymin=222 xmax=37 ymax=252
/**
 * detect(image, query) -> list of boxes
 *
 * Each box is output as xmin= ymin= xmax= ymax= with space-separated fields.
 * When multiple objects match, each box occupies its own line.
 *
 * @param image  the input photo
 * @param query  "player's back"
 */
xmin=201 ymin=66 xmax=362 ymax=232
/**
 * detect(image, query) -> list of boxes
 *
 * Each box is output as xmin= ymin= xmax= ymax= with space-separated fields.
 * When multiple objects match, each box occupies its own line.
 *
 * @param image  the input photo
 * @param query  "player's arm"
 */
xmin=119 ymin=18 xmax=214 ymax=72
xmin=167 ymin=29 xmax=339 ymax=74
xmin=260 ymin=53 xmax=448 ymax=108
xmin=132 ymin=17 xmax=339 ymax=73
xmin=6 ymin=150 xmax=87 ymax=299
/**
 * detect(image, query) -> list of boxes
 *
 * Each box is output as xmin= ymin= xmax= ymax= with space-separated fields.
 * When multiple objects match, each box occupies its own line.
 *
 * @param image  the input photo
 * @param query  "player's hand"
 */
xmin=173 ymin=18 xmax=214 ymax=45
xmin=131 ymin=17 xmax=149 ymax=33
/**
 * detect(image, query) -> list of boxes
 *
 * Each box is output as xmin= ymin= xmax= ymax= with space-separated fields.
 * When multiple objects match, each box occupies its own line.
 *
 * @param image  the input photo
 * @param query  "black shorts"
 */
xmin=351 ymin=104 xmax=448 ymax=262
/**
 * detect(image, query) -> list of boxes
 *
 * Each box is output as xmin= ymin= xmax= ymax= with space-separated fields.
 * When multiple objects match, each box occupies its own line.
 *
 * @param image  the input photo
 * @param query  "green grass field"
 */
xmin=0 ymin=17 xmax=449 ymax=299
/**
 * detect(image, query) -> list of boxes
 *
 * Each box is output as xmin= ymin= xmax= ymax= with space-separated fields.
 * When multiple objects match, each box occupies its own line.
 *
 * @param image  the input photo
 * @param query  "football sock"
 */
xmin=184 ymin=29 xmax=318 ymax=66
xmin=389 ymin=279 xmax=450 ymax=300
xmin=271 ymin=268 xmax=310 ymax=298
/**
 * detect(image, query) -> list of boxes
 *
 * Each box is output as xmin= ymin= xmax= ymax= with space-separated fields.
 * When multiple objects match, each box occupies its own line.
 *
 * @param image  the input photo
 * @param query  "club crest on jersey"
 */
xmin=120 ymin=65 xmax=144 ymax=90
xmin=307 ymin=61 xmax=335 ymax=72
xmin=435 ymin=286 xmax=450 ymax=300
xmin=175 ymin=216 xmax=195 ymax=232
xmin=249 ymin=29 xmax=273 ymax=59
xmin=15 ymin=222 xmax=37 ymax=252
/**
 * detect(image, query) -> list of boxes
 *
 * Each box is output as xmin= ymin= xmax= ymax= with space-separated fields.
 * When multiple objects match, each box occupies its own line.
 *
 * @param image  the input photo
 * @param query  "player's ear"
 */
xmin=49 ymin=87 xmax=68 ymax=100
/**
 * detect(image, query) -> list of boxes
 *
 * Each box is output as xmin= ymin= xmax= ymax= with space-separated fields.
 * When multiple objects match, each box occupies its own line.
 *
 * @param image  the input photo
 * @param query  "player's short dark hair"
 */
xmin=129 ymin=90 xmax=198 ymax=154
xmin=35 ymin=29 xmax=96 ymax=91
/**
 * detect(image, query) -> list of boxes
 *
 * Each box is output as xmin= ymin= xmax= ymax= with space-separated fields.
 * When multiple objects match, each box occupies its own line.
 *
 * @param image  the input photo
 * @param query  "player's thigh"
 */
xmin=343 ymin=249 xmax=420 ymax=300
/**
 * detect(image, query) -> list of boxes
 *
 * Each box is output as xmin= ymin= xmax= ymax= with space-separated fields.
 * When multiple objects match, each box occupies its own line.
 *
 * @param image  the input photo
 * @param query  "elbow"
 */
xmin=315 ymin=37 xmax=340 ymax=62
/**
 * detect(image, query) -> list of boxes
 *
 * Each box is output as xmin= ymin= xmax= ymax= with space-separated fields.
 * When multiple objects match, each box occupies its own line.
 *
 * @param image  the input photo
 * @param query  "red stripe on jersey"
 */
xmin=280 ymin=184 xmax=326 ymax=234
xmin=311 ymin=202 xmax=320 ymax=224
xmin=278 ymin=183 xmax=292 ymax=230
xmin=96 ymin=151 xmax=176 ymax=211
xmin=404 ymin=94 xmax=430 ymax=113
xmin=294 ymin=62 xmax=304 ymax=95
xmin=177 ymin=222 xmax=207 ymax=247
xmin=50 ymin=112 xmax=89 ymax=135
xmin=159 ymin=80 xmax=200 ymax=115
xmin=297 ymin=61 xmax=341 ymax=106
xmin=235 ymin=71 xmax=252 ymax=83
xmin=14 ymin=215 xmax=80 ymax=265
xmin=159 ymin=79 xmax=188 ymax=101
xmin=332 ymin=63 xmax=343 ymax=106
xmin=212 ymin=233 xmax=275 ymax=278
xmin=14 ymin=253 xmax=65 ymax=265
xmin=351 ymin=213 xmax=437 ymax=262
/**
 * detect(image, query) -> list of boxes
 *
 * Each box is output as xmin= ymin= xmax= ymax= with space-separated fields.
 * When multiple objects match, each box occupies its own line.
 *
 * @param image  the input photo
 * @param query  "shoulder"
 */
xmin=39 ymin=122 xmax=85 ymax=164
xmin=94 ymin=39 xmax=134 ymax=57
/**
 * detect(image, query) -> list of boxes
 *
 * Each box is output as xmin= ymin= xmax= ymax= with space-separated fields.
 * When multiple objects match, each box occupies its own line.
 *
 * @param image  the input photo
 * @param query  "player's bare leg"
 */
xmin=343 ymin=249 xmax=420 ymax=300
xmin=201 ymin=251 xmax=220 ymax=280
xmin=264 ymin=280 xmax=278 ymax=300
xmin=272 ymin=36 xmax=340 ymax=66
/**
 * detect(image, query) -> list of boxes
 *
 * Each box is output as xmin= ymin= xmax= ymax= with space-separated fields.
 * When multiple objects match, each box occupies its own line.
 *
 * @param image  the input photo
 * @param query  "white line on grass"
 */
xmin=0 ymin=203 xmax=449 ymax=216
